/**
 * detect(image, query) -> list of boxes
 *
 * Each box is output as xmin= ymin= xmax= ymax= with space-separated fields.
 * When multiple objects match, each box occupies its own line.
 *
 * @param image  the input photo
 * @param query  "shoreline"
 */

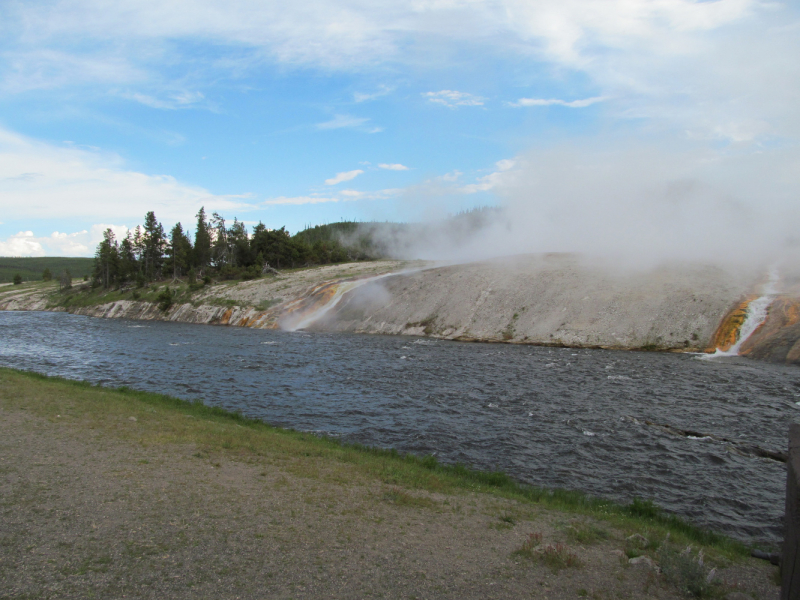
xmin=0 ymin=367 xmax=780 ymax=599
xmin=2 ymin=256 xmax=800 ymax=363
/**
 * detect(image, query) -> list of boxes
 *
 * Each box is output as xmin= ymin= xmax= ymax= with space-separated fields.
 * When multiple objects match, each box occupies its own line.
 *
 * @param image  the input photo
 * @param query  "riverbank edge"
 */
xmin=0 ymin=280 xmax=709 ymax=354
xmin=0 ymin=366 xmax=756 ymax=558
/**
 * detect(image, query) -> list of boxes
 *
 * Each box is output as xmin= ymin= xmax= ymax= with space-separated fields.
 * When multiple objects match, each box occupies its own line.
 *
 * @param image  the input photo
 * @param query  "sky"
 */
xmin=0 ymin=0 xmax=798 ymax=261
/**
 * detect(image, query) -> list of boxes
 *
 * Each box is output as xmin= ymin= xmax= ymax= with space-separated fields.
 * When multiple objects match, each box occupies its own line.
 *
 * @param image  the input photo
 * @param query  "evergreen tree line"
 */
xmin=92 ymin=208 xmax=356 ymax=289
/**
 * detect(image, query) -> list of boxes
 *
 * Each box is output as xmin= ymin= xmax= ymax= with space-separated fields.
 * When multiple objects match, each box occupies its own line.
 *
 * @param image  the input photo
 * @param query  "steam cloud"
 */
xmin=361 ymin=140 xmax=800 ymax=272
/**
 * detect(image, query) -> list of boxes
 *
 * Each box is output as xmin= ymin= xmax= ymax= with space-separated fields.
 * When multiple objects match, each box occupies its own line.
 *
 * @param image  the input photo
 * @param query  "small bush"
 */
xmin=658 ymin=545 xmax=716 ymax=598
xmin=513 ymin=532 xmax=543 ymax=559
xmin=203 ymin=275 xmax=212 ymax=285
xmin=12 ymin=273 xmax=22 ymax=285
xmin=157 ymin=287 xmax=173 ymax=312
xmin=514 ymin=534 xmax=581 ymax=572
xmin=42 ymin=268 xmax=52 ymax=281
xmin=540 ymin=543 xmax=581 ymax=572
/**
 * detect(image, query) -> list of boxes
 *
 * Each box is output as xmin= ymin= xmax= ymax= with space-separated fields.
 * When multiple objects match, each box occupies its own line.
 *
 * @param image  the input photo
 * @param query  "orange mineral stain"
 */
xmin=708 ymin=296 xmax=756 ymax=353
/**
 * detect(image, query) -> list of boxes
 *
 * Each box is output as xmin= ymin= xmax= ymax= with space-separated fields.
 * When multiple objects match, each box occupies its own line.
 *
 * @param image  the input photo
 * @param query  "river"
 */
xmin=1 ymin=310 xmax=796 ymax=545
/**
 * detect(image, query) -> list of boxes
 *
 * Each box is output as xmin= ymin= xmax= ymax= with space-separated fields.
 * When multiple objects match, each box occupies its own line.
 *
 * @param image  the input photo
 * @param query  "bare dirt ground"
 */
xmin=0 ymin=406 xmax=778 ymax=600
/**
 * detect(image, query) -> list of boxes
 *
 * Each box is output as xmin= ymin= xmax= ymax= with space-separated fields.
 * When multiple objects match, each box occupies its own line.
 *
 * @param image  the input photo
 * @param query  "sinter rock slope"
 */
xmin=0 ymin=254 xmax=779 ymax=356
xmin=320 ymin=254 xmax=755 ymax=351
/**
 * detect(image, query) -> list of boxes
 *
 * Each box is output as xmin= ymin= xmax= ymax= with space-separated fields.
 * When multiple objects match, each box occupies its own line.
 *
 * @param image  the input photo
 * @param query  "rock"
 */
xmin=128 ymin=416 xmax=137 ymax=422
xmin=628 ymin=556 xmax=656 ymax=568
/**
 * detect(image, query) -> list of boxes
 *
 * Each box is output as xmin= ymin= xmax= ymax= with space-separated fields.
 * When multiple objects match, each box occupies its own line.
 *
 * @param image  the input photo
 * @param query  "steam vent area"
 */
xmin=4 ymin=253 xmax=800 ymax=365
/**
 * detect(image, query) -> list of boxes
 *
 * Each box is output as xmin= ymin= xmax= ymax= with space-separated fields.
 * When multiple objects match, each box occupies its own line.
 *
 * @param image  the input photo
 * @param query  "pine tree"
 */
xmin=210 ymin=212 xmax=229 ymax=268
xmin=118 ymin=233 xmax=138 ymax=284
xmin=93 ymin=228 xmax=120 ymax=288
xmin=193 ymin=207 xmax=212 ymax=272
xmin=168 ymin=222 xmax=193 ymax=279
xmin=228 ymin=218 xmax=252 ymax=267
xmin=42 ymin=268 xmax=52 ymax=281
xmin=142 ymin=211 xmax=165 ymax=280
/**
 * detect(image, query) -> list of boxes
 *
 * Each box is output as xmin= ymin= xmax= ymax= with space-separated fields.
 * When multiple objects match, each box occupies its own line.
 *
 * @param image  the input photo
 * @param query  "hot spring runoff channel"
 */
xmin=2 ymin=311 xmax=798 ymax=545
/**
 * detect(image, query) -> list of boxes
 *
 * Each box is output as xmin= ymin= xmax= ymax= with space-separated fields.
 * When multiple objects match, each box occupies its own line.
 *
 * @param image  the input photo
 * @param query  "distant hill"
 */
xmin=0 ymin=257 xmax=94 ymax=283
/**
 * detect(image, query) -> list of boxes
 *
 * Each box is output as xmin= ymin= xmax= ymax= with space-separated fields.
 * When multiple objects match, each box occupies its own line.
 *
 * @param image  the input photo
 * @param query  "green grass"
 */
xmin=0 ymin=367 xmax=751 ymax=560
xmin=0 ymin=257 xmax=94 ymax=283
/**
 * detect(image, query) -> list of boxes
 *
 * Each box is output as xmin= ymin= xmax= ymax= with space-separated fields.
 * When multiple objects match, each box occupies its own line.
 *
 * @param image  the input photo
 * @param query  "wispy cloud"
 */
xmin=339 ymin=188 xmax=401 ymax=201
xmin=263 ymin=196 xmax=338 ymax=206
xmin=510 ymin=96 xmax=607 ymax=108
xmin=378 ymin=163 xmax=408 ymax=171
xmin=264 ymin=188 xmax=400 ymax=205
xmin=423 ymin=90 xmax=485 ymax=108
xmin=116 ymin=90 xmax=206 ymax=110
xmin=354 ymin=85 xmax=394 ymax=103
xmin=316 ymin=115 xmax=370 ymax=130
xmin=325 ymin=169 xmax=364 ymax=185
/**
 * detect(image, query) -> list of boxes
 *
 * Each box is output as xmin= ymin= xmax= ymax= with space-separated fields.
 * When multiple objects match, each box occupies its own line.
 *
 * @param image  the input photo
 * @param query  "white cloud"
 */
xmin=0 ymin=126 xmax=253 ymax=223
xmin=4 ymin=0 xmax=792 ymax=145
xmin=510 ymin=96 xmax=607 ymax=108
xmin=378 ymin=163 xmax=408 ymax=171
xmin=325 ymin=169 xmax=364 ymax=185
xmin=0 ymin=228 xmax=104 ymax=257
xmin=0 ymin=231 xmax=45 ymax=257
xmin=460 ymin=159 xmax=516 ymax=194
xmin=441 ymin=170 xmax=462 ymax=182
xmin=423 ymin=90 xmax=485 ymax=108
xmin=316 ymin=115 xmax=370 ymax=130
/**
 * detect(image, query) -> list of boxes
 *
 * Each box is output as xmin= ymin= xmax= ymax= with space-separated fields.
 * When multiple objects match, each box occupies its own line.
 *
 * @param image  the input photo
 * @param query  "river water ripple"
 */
xmin=1 ymin=311 xmax=797 ymax=545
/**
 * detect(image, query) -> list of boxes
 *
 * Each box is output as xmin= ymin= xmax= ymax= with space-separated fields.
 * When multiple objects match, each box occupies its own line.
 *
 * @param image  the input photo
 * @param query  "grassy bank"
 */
xmin=0 ymin=367 xmax=750 ymax=560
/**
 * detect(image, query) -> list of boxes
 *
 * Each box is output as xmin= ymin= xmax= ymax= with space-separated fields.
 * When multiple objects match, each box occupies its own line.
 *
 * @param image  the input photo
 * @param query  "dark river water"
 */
xmin=1 ymin=310 xmax=798 ymax=545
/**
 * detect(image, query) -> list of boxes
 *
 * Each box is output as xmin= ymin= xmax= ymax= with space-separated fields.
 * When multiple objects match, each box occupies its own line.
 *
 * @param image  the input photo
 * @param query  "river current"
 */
xmin=1 ymin=310 xmax=797 ymax=545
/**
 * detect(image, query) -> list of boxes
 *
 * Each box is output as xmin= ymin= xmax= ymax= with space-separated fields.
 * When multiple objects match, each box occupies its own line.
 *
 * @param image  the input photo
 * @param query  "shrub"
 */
xmin=42 ymin=268 xmax=52 ymax=281
xmin=157 ymin=287 xmax=173 ymax=312
xmin=513 ymin=533 xmax=581 ymax=572
xmin=658 ymin=545 xmax=716 ymax=598
xmin=12 ymin=273 xmax=22 ymax=285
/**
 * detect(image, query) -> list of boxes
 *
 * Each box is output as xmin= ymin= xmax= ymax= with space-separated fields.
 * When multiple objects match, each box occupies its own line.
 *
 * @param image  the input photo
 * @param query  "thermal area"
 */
xmin=705 ymin=268 xmax=780 ymax=358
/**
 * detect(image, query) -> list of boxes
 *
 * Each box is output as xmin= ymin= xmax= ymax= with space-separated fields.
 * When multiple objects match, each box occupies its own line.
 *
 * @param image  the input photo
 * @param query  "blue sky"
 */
xmin=1 ymin=0 xmax=799 ymax=260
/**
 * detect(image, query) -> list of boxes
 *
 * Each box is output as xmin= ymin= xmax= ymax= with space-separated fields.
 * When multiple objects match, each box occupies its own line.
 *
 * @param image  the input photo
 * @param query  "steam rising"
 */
xmin=356 ymin=140 xmax=800 ymax=272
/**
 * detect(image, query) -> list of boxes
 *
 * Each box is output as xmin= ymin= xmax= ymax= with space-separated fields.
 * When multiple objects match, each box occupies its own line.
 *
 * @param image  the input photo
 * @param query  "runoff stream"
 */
xmin=1 ymin=310 xmax=797 ymax=546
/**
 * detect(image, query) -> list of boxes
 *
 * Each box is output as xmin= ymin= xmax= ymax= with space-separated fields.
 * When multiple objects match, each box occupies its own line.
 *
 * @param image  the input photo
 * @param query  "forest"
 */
xmin=92 ymin=208 xmax=375 ymax=289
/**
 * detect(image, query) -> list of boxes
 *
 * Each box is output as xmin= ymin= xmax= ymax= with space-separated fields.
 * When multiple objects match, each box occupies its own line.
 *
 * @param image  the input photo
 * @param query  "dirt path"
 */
xmin=0 ymin=403 xmax=778 ymax=600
